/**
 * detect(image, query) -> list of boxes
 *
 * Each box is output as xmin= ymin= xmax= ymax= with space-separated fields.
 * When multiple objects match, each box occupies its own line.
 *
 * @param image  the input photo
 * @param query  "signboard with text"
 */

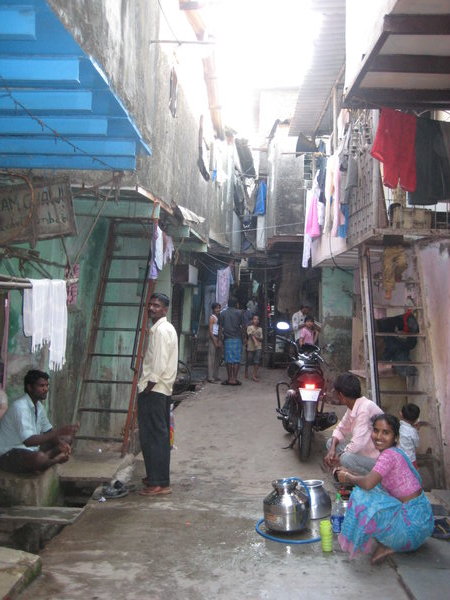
xmin=0 ymin=179 xmax=77 ymax=245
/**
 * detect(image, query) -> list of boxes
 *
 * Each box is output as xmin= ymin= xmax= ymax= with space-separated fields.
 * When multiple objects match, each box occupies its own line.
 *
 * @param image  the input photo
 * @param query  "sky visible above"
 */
xmin=206 ymin=0 xmax=323 ymax=137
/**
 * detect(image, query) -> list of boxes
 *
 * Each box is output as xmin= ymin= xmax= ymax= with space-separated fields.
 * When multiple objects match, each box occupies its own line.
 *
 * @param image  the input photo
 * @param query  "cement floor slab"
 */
xmin=394 ymin=566 xmax=450 ymax=600
xmin=0 ymin=506 xmax=84 ymax=525
xmin=58 ymin=453 xmax=133 ymax=483
xmin=0 ymin=547 xmax=41 ymax=599
xmin=392 ymin=536 xmax=450 ymax=569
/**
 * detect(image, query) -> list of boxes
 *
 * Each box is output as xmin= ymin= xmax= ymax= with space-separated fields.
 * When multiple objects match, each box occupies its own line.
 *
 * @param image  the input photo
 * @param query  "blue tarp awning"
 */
xmin=0 ymin=0 xmax=151 ymax=171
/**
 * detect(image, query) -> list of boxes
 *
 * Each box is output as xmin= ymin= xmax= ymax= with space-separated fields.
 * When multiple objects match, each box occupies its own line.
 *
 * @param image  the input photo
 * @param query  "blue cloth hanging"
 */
xmin=253 ymin=181 xmax=267 ymax=216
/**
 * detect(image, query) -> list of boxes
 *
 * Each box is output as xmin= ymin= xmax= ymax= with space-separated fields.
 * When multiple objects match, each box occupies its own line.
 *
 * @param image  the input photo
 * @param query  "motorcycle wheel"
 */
xmin=282 ymin=399 xmax=296 ymax=434
xmin=298 ymin=421 xmax=313 ymax=462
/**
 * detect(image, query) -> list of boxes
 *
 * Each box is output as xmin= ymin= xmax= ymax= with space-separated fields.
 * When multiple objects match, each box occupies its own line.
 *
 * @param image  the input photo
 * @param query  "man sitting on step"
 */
xmin=0 ymin=370 xmax=79 ymax=474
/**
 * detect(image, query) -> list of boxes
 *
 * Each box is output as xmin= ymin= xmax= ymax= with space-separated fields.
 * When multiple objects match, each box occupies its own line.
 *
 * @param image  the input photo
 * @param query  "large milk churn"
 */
xmin=263 ymin=478 xmax=310 ymax=533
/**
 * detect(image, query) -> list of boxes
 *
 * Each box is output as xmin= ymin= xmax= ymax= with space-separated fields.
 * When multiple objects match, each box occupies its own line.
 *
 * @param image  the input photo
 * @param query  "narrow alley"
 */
xmin=20 ymin=368 xmax=412 ymax=600
xmin=1 ymin=1 xmax=450 ymax=598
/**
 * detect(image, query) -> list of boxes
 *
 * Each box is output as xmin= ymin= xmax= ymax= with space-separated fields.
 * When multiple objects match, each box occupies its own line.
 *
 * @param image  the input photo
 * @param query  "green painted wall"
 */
xmin=321 ymin=267 xmax=354 ymax=377
xmin=3 ymin=215 xmax=109 ymax=426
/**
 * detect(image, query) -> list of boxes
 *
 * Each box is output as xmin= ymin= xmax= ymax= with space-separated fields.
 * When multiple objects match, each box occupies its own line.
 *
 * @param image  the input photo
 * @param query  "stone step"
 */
xmin=0 ymin=547 xmax=41 ymax=600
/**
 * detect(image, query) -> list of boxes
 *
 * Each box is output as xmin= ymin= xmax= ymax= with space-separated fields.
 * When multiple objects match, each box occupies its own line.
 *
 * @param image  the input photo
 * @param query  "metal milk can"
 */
xmin=302 ymin=479 xmax=331 ymax=519
xmin=263 ymin=478 xmax=310 ymax=533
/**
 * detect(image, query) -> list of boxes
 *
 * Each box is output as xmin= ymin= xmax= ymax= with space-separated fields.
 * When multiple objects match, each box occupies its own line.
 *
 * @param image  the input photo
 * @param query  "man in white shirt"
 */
xmin=324 ymin=373 xmax=382 ymax=474
xmin=0 ymin=370 xmax=78 ymax=473
xmin=137 ymin=293 xmax=178 ymax=497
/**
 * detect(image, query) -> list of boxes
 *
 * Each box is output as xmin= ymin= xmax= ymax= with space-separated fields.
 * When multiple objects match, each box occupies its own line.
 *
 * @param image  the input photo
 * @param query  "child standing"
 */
xmin=399 ymin=403 xmax=421 ymax=468
xmin=245 ymin=315 xmax=263 ymax=381
xmin=299 ymin=316 xmax=318 ymax=347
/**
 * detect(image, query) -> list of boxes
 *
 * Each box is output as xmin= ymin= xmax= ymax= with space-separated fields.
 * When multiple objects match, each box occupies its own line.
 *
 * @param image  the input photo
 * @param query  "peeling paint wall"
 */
xmin=5 ymin=215 xmax=109 ymax=426
xmin=416 ymin=240 xmax=450 ymax=486
xmin=321 ymin=267 xmax=353 ymax=377
xmin=267 ymin=125 xmax=306 ymax=237
xmin=48 ymin=0 xmax=232 ymax=244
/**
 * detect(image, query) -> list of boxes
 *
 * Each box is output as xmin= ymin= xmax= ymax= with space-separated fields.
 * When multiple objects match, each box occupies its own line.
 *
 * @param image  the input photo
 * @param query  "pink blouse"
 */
xmin=373 ymin=448 xmax=421 ymax=499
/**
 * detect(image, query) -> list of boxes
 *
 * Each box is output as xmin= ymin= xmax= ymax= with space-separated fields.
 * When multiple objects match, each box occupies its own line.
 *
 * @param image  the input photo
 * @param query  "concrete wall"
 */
xmin=49 ymin=0 xmax=233 ymax=244
xmin=321 ymin=267 xmax=353 ymax=378
xmin=416 ymin=240 xmax=450 ymax=486
xmin=5 ymin=214 xmax=109 ymax=426
xmin=267 ymin=125 xmax=306 ymax=238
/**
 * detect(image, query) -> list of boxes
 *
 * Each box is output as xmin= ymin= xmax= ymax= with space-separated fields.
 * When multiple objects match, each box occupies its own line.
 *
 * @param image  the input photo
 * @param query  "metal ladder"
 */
xmin=73 ymin=220 xmax=152 ymax=447
xmin=359 ymin=243 xmax=444 ymax=485
xmin=359 ymin=244 xmax=431 ymax=404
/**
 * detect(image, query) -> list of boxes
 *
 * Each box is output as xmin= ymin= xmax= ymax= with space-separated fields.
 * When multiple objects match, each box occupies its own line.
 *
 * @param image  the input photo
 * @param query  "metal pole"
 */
xmin=360 ymin=247 xmax=380 ymax=406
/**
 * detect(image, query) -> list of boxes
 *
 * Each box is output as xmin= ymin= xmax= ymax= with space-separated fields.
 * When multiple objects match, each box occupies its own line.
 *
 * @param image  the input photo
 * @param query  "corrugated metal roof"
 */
xmin=289 ymin=0 xmax=346 ymax=138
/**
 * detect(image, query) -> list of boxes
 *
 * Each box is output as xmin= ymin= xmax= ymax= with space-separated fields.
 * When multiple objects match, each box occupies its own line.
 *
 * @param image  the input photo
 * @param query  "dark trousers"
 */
xmin=137 ymin=390 xmax=171 ymax=487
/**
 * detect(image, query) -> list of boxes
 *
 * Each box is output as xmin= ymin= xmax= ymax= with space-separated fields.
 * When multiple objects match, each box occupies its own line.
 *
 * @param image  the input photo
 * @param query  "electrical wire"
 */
xmin=157 ymin=0 xmax=181 ymax=44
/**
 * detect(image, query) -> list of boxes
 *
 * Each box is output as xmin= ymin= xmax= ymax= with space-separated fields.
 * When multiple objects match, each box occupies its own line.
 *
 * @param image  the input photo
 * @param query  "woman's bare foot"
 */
xmin=371 ymin=543 xmax=394 ymax=565
xmin=252 ymin=376 xmax=259 ymax=382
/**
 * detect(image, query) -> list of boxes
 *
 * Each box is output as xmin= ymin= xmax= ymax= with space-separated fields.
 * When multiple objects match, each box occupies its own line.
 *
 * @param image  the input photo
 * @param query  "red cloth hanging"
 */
xmin=371 ymin=108 xmax=417 ymax=192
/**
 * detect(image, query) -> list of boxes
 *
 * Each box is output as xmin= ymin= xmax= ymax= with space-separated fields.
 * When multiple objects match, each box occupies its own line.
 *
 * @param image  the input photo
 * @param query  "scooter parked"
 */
xmin=275 ymin=337 xmax=337 ymax=461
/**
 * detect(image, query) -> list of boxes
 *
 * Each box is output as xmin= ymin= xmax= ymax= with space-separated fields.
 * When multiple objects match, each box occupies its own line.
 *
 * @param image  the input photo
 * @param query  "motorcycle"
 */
xmin=275 ymin=336 xmax=337 ymax=461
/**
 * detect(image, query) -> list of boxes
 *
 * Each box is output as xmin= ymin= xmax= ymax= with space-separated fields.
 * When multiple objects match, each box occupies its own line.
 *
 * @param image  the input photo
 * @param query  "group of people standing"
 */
xmin=207 ymin=297 xmax=263 ymax=385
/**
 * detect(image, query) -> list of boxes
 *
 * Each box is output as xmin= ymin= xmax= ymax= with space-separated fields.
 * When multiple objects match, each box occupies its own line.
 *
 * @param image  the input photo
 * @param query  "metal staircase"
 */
xmin=72 ymin=220 xmax=152 ymax=448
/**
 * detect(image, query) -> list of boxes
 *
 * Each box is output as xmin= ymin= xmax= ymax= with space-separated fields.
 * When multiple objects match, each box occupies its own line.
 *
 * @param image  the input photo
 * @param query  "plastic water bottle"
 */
xmin=331 ymin=493 xmax=345 ymax=534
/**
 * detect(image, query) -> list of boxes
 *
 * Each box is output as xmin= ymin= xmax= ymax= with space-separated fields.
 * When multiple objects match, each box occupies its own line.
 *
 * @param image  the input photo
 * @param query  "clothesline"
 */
xmin=0 ymin=274 xmax=78 ymax=290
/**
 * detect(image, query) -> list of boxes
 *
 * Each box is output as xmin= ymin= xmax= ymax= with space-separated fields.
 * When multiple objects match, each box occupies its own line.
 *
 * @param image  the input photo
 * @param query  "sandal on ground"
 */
xmin=102 ymin=485 xmax=129 ymax=499
xmin=432 ymin=517 xmax=450 ymax=539
xmin=138 ymin=486 xmax=172 ymax=496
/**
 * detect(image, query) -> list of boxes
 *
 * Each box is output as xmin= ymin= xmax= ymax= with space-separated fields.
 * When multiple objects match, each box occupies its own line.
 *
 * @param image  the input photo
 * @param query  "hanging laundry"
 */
xmin=162 ymin=232 xmax=174 ymax=266
xmin=331 ymin=157 xmax=346 ymax=237
xmin=316 ymin=140 xmax=327 ymax=203
xmin=148 ymin=224 xmax=160 ymax=279
xmin=409 ymin=118 xmax=450 ymax=206
xmin=305 ymin=190 xmax=321 ymax=238
xmin=216 ymin=266 xmax=233 ymax=308
xmin=337 ymin=204 xmax=349 ymax=239
xmin=197 ymin=115 xmax=210 ymax=182
xmin=371 ymin=107 xmax=416 ymax=192
xmin=323 ymin=153 xmax=337 ymax=233
xmin=253 ymin=180 xmax=267 ymax=216
xmin=343 ymin=155 xmax=358 ymax=204
xmin=154 ymin=225 xmax=164 ymax=270
xmin=302 ymin=177 xmax=322 ymax=268
xmin=23 ymin=279 xmax=67 ymax=371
